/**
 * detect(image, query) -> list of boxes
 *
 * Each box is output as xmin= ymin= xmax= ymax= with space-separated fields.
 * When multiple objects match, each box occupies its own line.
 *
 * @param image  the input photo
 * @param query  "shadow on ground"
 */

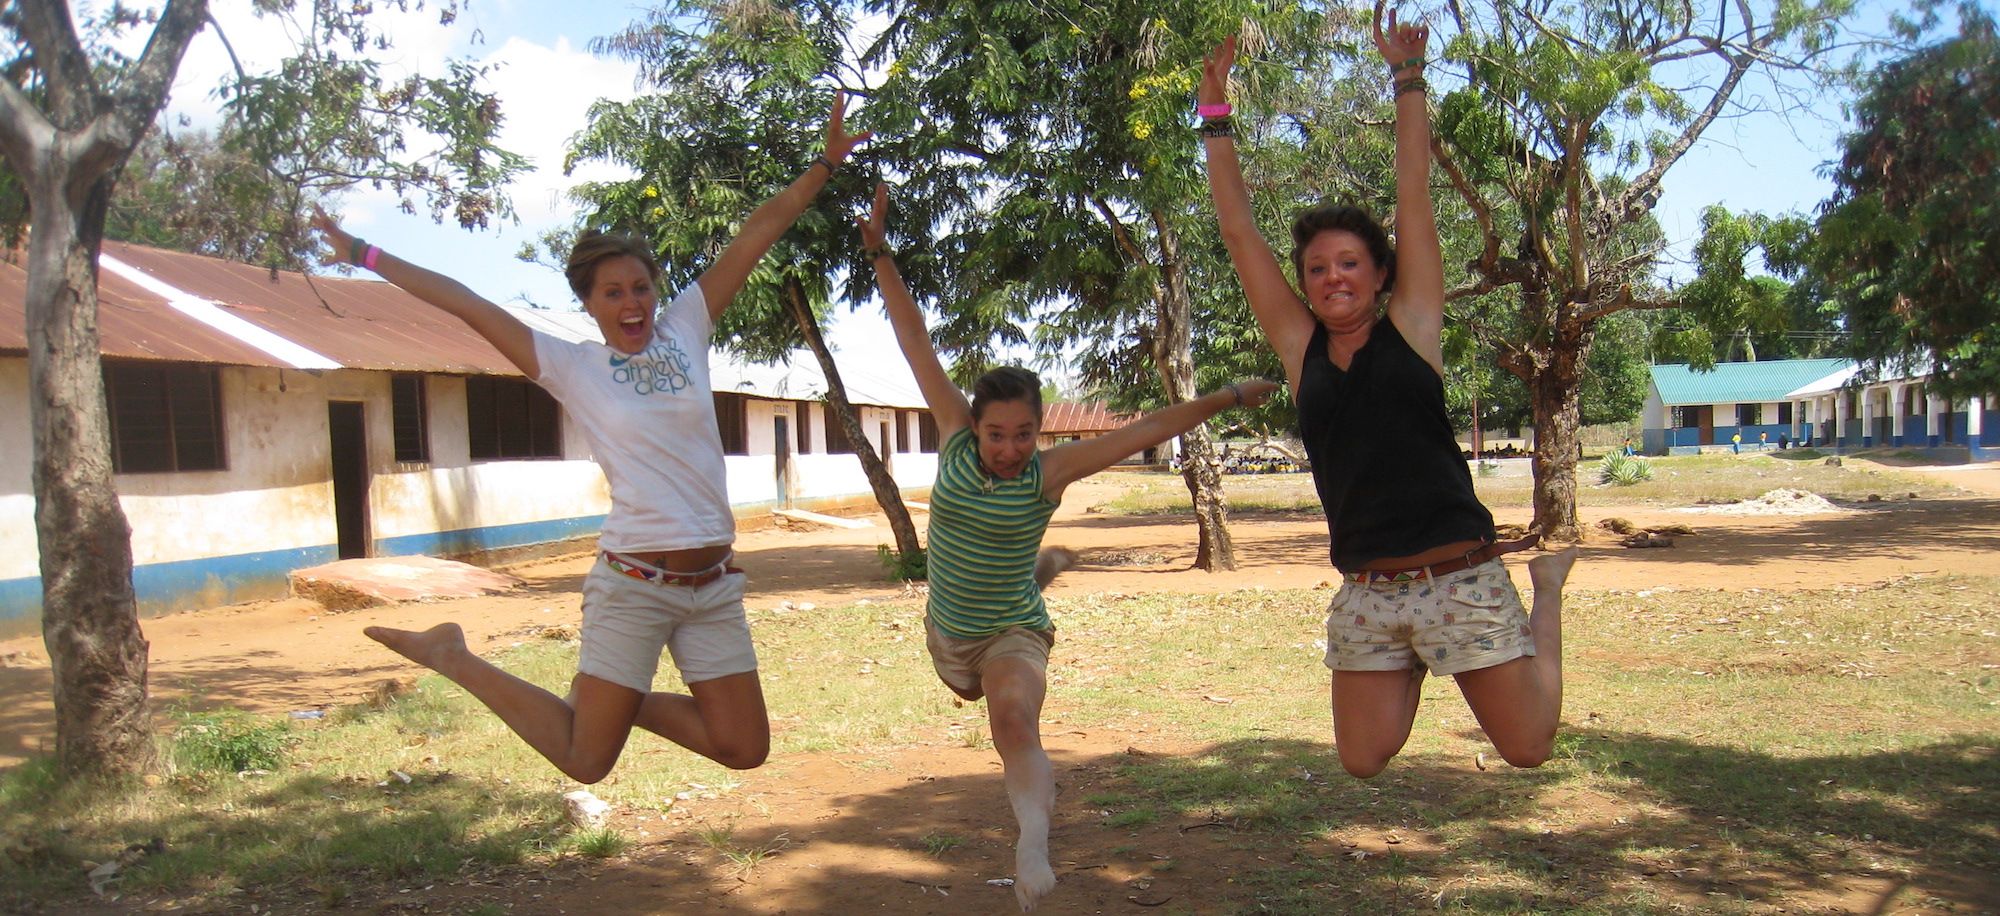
xmin=13 ymin=729 xmax=1994 ymax=914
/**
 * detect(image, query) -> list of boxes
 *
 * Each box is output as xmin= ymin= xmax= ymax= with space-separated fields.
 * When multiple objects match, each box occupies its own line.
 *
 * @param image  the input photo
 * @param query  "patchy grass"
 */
xmin=4 ymin=566 xmax=1996 ymax=912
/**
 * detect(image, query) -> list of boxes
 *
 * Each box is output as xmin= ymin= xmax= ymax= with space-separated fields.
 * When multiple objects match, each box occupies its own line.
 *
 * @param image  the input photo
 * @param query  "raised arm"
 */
xmin=698 ymin=91 xmax=872 ymax=322
xmin=311 ymin=210 xmax=539 ymax=378
xmin=859 ymin=183 xmax=972 ymax=437
xmin=1375 ymin=4 xmax=1446 ymax=373
xmin=1200 ymin=36 xmax=1316 ymax=390
xmin=1040 ymin=380 xmax=1280 ymax=500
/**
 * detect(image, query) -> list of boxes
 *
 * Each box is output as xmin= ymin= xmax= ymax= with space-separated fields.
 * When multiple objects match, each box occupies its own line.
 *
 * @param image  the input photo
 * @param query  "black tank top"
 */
xmin=1296 ymin=316 xmax=1495 ymax=572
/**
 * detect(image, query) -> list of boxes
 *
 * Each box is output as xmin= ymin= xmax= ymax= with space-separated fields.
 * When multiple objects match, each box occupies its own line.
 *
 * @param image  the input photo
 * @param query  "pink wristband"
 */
xmin=362 ymin=245 xmax=381 ymax=271
xmin=1197 ymin=102 xmax=1232 ymax=118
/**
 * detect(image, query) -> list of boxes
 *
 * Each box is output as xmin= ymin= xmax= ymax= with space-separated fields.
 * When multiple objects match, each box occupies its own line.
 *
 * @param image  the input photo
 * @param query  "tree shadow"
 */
xmin=12 ymin=729 xmax=1995 ymax=914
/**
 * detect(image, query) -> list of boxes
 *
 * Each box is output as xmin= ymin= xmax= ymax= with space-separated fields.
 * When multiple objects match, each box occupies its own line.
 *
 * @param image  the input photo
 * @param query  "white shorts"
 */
xmin=576 ymin=556 xmax=757 ymax=692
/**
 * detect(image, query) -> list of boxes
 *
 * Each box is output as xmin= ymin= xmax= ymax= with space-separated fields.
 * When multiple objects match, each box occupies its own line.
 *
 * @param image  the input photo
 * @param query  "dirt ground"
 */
xmin=4 ymin=460 xmax=1998 ymax=914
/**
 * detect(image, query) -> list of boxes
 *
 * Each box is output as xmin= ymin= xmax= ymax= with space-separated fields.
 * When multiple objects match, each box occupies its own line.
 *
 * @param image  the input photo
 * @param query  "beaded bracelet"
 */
xmin=1226 ymin=383 xmax=1244 ymax=406
xmin=810 ymin=155 xmax=837 ymax=177
xmin=1394 ymin=77 xmax=1429 ymax=97
xmin=1196 ymin=102 xmax=1232 ymax=118
xmin=1197 ymin=116 xmax=1235 ymax=139
xmin=347 ymin=237 xmax=368 ymax=266
xmin=1393 ymin=55 xmax=1426 ymax=73
xmin=862 ymin=242 xmax=894 ymax=262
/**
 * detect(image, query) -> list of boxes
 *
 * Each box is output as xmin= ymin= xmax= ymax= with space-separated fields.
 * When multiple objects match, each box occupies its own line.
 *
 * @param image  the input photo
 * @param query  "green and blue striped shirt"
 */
xmin=926 ymin=428 xmax=1059 ymax=638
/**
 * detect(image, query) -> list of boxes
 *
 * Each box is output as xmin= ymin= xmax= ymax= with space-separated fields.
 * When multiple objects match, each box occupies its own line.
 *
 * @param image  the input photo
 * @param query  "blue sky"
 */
xmin=148 ymin=1 xmax=1891 ymax=377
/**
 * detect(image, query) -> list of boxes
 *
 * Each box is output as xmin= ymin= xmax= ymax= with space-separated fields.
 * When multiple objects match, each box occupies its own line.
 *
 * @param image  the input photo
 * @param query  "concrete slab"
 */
xmin=772 ymin=508 xmax=875 ymax=529
xmin=289 ymin=556 xmax=524 ymax=611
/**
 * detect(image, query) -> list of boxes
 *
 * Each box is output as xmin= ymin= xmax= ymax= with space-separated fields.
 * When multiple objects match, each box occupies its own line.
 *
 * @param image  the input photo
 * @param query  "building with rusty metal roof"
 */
xmin=1 ymin=242 xmax=937 ymax=636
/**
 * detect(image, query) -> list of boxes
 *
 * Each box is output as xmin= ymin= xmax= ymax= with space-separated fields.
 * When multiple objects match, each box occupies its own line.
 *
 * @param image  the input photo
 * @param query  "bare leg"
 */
xmin=1453 ymin=546 xmax=1577 ymax=767
xmin=982 ymin=657 xmax=1057 ymax=911
xmin=1330 ymin=667 xmax=1427 ymax=778
xmin=365 ymin=623 xmax=639 ymax=783
xmin=1033 ymin=546 xmax=1077 ymax=589
xmin=629 ymin=670 xmax=771 ymax=769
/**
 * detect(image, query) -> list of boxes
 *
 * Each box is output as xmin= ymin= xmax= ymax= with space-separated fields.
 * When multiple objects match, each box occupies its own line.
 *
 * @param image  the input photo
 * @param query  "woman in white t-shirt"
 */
xmin=310 ymin=95 xmax=869 ymax=783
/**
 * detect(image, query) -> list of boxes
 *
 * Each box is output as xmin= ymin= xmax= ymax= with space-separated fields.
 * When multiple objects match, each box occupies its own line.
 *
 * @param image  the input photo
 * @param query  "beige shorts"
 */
xmin=924 ymin=616 xmax=1055 ymax=694
xmin=1322 ymin=559 xmax=1533 ymax=676
xmin=576 ymin=556 xmax=758 ymax=693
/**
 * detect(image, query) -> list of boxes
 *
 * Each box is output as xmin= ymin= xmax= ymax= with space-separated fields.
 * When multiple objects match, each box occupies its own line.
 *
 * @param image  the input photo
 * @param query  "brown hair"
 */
xmin=564 ymin=230 xmax=662 ymax=301
xmin=1289 ymin=204 xmax=1395 ymax=298
xmin=970 ymin=366 xmax=1044 ymax=424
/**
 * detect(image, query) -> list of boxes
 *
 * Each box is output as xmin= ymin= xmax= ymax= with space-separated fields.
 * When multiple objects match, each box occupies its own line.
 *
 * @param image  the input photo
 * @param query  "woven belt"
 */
xmin=603 ymin=551 xmax=741 ymax=586
xmin=1343 ymin=534 xmax=1541 ymax=585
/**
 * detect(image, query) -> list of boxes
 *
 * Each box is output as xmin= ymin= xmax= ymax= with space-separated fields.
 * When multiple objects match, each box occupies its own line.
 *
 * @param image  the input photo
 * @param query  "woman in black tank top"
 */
xmin=1198 ymin=8 xmax=1578 ymax=779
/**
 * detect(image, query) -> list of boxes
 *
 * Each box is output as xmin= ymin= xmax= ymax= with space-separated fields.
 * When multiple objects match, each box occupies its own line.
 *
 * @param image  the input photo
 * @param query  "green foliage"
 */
xmin=168 ymin=710 xmax=290 ymax=774
xmin=1428 ymin=0 xmax=1861 ymax=533
xmin=877 ymin=543 xmax=928 ymax=581
xmin=1597 ymin=451 xmax=1654 ymax=486
xmin=1798 ymin=4 xmax=2000 ymax=397
xmin=99 ymin=128 xmax=329 ymax=264
xmin=565 ymin=2 xmax=859 ymax=360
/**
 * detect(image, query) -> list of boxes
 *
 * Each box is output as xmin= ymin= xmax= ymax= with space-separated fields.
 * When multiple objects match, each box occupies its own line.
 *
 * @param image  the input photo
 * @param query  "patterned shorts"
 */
xmin=1321 ymin=559 xmax=1533 ymax=676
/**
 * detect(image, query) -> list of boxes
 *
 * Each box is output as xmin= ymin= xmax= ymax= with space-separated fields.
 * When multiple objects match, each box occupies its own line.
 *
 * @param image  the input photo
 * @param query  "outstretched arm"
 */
xmin=698 ymin=91 xmax=872 ymax=322
xmin=311 ymin=210 xmax=539 ymax=378
xmin=859 ymin=183 xmax=972 ymax=438
xmin=1200 ymin=36 xmax=1316 ymax=390
xmin=1375 ymin=4 xmax=1446 ymax=374
xmin=1040 ymin=380 xmax=1280 ymax=500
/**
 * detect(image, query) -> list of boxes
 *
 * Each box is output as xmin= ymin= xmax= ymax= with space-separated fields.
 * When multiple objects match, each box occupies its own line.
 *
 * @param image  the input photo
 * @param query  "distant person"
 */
xmin=1732 ymin=432 xmax=1743 ymax=454
xmin=1199 ymin=10 xmax=1577 ymax=780
xmin=1759 ymin=431 xmax=1769 ymax=450
xmin=1622 ymin=436 xmax=1635 ymax=457
xmin=859 ymin=182 xmax=1277 ymax=910
xmin=313 ymin=95 xmax=870 ymax=784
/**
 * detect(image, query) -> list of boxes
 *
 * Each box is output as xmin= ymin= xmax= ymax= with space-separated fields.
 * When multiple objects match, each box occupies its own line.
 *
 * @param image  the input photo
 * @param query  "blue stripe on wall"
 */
xmin=374 ymin=514 xmax=606 ymax=559
xmin=0 ymin=514 xmax=612 ymax=638
xmin=0 ymin=544 xmax=340 ymax=636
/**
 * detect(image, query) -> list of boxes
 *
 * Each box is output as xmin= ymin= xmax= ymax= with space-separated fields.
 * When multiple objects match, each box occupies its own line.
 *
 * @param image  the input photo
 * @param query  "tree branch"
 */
xmin=1432 ymin=135 xmax=1500 ymax=272
xmin=0 ymin=81 xmax=57 ymax=178
xmin=16 ymin=0 xmax=101 ymax=126
xmin=74 ymin=0 xmax=211 ymax=185
xmin=1088 ymin=195 xmax=1148 ymax=265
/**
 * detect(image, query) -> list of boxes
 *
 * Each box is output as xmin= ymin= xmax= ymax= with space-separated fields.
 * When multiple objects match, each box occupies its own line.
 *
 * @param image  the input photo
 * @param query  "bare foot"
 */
xmin=1527 ymin=545 xmax=1578 ymax=594
xmin=1011 ymin=770 xmax=1058 ymax=911
xmin=363 ymin=622 xmax=469 ymax=673
xmin=1013 ymin=832 xmax=1056 ymax=911
xmin=1033 ymin=546 xmax=1077 ymax=589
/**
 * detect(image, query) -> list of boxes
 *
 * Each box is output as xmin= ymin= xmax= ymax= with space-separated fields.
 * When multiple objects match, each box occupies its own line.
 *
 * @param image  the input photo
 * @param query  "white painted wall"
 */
xmin=2 ymin=357 xmax=942 ymax=588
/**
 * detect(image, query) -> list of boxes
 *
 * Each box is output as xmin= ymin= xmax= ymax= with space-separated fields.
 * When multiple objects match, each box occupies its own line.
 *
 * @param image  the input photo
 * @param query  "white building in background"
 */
xmin=0 ymin=242 xmax=935 ymax=637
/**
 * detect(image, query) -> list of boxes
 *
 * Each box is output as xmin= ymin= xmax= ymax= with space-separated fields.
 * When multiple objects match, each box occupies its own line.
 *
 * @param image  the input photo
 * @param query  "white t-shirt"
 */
xmin=532 ymin=282 xmax=734 ymax=552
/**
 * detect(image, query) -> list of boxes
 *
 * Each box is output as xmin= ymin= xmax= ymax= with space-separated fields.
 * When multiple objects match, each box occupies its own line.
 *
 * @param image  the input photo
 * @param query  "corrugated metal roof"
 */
xmin=2 ymin=241 xmax=927 ymax=408
xmin=1650 ymin=359 xmax=1851 ymax=405
xmin=1041 ymin=401 xmax=1134 ymax=434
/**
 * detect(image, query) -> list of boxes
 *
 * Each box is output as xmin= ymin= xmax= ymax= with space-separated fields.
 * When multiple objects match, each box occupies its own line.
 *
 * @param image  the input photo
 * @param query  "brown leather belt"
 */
xmin=1343 ymin=534 xmax=1541 ymax=584
xmin=602 ymin=551 xmax=741 ymax=586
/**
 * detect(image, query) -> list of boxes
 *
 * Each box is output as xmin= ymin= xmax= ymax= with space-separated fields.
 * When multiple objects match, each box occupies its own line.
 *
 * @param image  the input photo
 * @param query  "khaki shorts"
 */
xmin=576 ymin=556 xmax=758 ymax=693
xmin=924 ymin=616 xmax=1055 ymax=694
xmin=1322 ymin=559 xmax=1532 ymax=676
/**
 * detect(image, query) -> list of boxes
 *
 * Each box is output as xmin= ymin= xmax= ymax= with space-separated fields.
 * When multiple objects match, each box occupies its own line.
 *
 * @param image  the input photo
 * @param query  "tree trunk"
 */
xmin=1528 ymin=329 xmax=1586 ymax=543
xmin=1150 ymin=215 xmax=1234 ymax=571
xmin=28 ymin=172 xmax=157 ymax=778
xmin=780 ymin=282 xmax=923 ymax=560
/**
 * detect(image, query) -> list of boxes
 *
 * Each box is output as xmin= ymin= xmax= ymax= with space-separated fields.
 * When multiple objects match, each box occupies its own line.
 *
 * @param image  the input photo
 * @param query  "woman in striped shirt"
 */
xmin=859 ymin=183 xmax=1276 ymax=911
